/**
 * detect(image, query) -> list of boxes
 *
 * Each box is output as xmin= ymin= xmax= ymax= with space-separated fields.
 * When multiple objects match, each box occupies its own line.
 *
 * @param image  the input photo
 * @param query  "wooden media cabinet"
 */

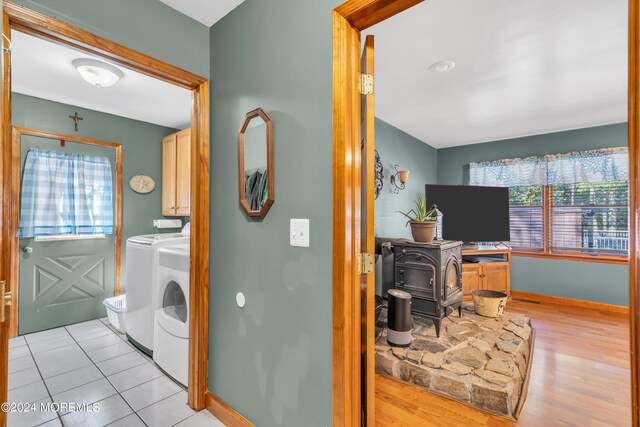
xmin=461 ymin=246 xmax=511 ymax=297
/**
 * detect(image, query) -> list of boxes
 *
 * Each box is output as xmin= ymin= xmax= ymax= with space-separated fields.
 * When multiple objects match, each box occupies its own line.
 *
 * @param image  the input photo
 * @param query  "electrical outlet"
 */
xmin=290 ymin=219 xmax=310 ymax=247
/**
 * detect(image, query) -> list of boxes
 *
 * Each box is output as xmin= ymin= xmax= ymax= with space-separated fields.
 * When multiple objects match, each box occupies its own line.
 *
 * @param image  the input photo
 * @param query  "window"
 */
xmin=470 ymin=148 xmax=629 ymax=261
xmin=17 ymin=148 xmax=114 ymax=238
xmin=508 ymin=185 xmax=544 ymax=251
xmin=34 ymin=234 xmax=106 ymax=242
xmin=551 ymin=180 xmax=628 ymax=255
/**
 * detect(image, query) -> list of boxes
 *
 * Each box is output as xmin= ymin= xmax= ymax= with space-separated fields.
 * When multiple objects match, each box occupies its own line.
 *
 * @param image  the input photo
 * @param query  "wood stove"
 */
xmin=391 ymin=240 xmax=463 ymax=337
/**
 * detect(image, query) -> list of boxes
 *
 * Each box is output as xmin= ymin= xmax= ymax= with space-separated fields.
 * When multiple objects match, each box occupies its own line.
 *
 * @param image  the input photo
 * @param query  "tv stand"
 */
xmin=461 ymin=246 xmax=511 ymax=298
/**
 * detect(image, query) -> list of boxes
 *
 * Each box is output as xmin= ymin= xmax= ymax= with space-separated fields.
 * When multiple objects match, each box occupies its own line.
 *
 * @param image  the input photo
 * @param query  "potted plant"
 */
xmin=398 ymin=195 xmax=438 ymax=243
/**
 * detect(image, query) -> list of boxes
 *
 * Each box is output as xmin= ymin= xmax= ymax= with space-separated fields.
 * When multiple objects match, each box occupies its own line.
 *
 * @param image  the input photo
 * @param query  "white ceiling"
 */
xmin=365 ymin=0 xmax=628 ymax=148
xmin=157 ymin=0 xmax=244 ymax=27
xmin=11 ymin=30 xmax=192 ymax=129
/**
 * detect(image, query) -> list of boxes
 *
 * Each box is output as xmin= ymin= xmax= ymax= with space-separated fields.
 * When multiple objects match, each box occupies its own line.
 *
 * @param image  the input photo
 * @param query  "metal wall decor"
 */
xmin=374 ymin=149 xmax=384 ymax=199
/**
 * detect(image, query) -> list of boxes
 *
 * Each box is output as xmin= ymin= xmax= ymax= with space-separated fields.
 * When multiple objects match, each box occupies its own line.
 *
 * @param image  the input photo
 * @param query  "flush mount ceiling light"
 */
xmin=429 ymin=60 xmax=456 ymax=73
xmin=72 ymin=58 xmax=124 ymax=88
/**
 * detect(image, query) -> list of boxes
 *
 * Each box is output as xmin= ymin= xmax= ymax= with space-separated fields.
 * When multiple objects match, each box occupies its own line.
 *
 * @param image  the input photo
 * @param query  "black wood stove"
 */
xmin=388 ymin=240 xmax=463 ymax=337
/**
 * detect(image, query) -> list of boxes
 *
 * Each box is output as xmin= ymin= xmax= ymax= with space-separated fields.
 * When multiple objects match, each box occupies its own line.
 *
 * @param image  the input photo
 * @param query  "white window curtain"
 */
xmin=546 ymin=147 xmax=628 ymax=185
xmin=469 ymin=147 xmax=628 ymax=187
xmin=17 ymin=148 xmax=114 ymax=238
xmin=469 ymin=156 xmax=547 ymax=187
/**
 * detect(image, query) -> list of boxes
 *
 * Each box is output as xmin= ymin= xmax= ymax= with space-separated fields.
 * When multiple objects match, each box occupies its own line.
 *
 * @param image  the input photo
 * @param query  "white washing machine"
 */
xmin=125 ymin=223 xmax=190 ymax=354
xmin=153 ymin=244 xmax=190 ymax=386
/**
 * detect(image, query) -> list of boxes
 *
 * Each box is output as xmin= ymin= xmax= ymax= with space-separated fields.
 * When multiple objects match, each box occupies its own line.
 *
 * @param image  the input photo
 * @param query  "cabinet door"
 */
xmin=461 ymin=263 xmax=480 ymax=295
xmin=175 ymin=129 xmax=191 ymax=216
xmin=162 ymin=134 xmax=177 ymax=216
xmin=482 ymin=263 xmax=509 ymax=293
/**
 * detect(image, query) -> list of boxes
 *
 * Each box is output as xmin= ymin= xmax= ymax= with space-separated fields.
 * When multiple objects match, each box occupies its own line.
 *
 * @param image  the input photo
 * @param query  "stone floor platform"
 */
xmin=375 ymin=304 xmax=533 ymax=418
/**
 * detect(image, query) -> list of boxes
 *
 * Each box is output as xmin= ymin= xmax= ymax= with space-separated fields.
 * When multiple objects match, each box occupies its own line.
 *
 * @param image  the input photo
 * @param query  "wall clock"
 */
xmin=129 ymin=174 xmax=156 ymax=194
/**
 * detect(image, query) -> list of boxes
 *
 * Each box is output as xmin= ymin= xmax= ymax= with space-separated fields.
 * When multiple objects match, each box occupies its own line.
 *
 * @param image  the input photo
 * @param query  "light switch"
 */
xmin=290 ymin=218 xmax=310 ymax=247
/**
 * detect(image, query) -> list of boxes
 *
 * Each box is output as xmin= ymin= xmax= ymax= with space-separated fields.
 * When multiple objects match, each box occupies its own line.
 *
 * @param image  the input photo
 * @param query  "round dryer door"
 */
xmin=159 ymin=280 xmax=189 ymax=340
xmin=163 ymin=280 xmax=187 ymax=323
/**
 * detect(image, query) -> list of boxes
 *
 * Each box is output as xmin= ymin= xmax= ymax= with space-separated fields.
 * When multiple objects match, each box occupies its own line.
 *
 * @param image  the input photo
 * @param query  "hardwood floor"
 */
xmin=375 ymin=300 xmax=631 ymax=426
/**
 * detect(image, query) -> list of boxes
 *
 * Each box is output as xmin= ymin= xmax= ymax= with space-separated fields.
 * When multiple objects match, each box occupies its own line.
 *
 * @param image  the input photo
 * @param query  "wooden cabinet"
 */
xmin=175 ymin=129 xmax=191 ymax=216
xmin=461 ymin=263 xmax=481 ymax=295
xmin=461 ymin=248 xmax=511 ymax=297
xmin=162 ymin=128 xmax=191 ymax=216
xmin=483 ymin=262 xmax=509 ymax=293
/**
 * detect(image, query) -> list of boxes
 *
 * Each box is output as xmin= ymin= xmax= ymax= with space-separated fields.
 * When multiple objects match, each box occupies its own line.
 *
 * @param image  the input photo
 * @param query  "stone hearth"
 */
xmin=375 ymin=305 xmax=533 ymax=418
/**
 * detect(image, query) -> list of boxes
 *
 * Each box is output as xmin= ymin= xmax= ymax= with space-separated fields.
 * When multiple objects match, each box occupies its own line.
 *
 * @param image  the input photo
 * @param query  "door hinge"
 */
xmin=359 ymin=73 xmax=373 ymax=95
xmin=0 ymin=280 xmax=12 ymax=324
xmin=358 ymin=252 xmax=375 ymax=275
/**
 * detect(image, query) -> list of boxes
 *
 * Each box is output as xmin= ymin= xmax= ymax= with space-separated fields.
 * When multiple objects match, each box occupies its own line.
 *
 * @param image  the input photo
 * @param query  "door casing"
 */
xmin=0 ymin=2 xmax=211 ymax=421
xmin=333 ymin=0 xmax=640 ymax=426
xmin=331 ymin=2 xmax=423 ymax=425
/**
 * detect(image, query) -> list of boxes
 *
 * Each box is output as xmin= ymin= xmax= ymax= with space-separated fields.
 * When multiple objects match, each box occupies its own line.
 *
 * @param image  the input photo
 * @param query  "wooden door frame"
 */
xmin=629 ymin=0 xmax=640 ymax=424
xmin=0 ymin=1 xmax=210 ymax=416
xmin=332 ymin=1 xmax=423 ymax=425
xmin=9 ymin=126 xmax=123 ymax=337
xmin=333 ymin=0 xmax=640 ymax=426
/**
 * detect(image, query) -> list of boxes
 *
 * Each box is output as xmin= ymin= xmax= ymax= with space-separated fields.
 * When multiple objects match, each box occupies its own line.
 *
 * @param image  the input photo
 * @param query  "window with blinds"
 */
xmin=551 ymin=180 xmax=628 ymax=256
xmin=469 ymin=147 xmax=629 ymax=261
xmin=508 ymin=186 xmax=544 ymax=251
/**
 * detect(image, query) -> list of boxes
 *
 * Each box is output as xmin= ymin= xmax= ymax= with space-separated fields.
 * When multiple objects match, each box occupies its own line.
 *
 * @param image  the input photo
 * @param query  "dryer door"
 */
xmin=157 ymin=278 xmax=189 ymax=338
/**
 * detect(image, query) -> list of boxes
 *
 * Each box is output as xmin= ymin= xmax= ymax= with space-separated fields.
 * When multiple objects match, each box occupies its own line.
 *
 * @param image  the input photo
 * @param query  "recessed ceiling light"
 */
xmin=72 ymin=58 xmax=124 ymax=88
xmin=429 ymin=60 xmax=456 ymax=73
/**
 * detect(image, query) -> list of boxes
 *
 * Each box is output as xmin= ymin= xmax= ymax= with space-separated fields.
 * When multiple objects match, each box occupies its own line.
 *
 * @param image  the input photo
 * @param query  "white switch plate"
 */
xmin=290 ymin=218 xmax=310 ymax=247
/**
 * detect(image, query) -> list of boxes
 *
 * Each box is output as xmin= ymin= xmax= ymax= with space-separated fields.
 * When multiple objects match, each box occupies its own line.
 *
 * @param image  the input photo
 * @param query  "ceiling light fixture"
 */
xmin=72 ymin=58 xmax=124 ymax=88
xmin=429 ymin=60 xmax=456 ymax=73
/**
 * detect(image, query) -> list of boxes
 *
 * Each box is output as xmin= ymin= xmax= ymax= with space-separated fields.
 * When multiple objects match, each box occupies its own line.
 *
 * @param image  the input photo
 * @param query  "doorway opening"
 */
xmin=332 ymin=0 xmax=639 ymax=425
xmin=0 ymin=2 xmax=210 ymax=421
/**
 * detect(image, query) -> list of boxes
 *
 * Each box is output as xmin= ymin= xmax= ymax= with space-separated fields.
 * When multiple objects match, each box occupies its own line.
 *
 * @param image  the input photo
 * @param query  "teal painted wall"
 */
xmin=511 ymin=257 xmax=628 ymax=306
xmin=436 ymin=123 xmax=629 ymax=306
xmin=11 ymin=0 xmax=210 ymax=78
xmin=375 ymin=118 xmax=438 ymax=239
xmin=209 ymin=0 xmax=340 ymax=425
xmin=12 ymin=93 xmax=179 ymax=289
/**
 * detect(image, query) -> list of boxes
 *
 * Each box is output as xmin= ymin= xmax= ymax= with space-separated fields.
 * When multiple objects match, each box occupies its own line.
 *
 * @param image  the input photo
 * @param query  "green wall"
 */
xmin=12 ymin=93 xmax=179 ymax=288
xmin=209 ymin=0 xmax=340 ymax=425
xmin=375 ymin=118 xmax=438 ymax=239
xmin=437 ymin=123 xmax=629 ymax=306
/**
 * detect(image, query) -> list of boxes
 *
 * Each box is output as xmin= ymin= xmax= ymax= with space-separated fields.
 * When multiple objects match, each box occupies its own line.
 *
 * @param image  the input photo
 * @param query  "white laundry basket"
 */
xmin=103 ymin=294 xmax=127 ymax=333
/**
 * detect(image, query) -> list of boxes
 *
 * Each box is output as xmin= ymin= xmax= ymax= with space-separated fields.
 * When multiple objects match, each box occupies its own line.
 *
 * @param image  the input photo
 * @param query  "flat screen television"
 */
xmin=425 ymin=184 xmax=511 ymax=243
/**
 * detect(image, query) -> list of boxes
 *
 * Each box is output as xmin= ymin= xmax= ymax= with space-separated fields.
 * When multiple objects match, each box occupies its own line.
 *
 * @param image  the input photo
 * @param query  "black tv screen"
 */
xmin=425 ymin=184 xmax=511 ymax=243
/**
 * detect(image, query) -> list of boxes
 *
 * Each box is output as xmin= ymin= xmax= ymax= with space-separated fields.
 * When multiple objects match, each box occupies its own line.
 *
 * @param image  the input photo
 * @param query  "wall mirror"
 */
xmin=238 ymin=108 xmax=274 ymax=217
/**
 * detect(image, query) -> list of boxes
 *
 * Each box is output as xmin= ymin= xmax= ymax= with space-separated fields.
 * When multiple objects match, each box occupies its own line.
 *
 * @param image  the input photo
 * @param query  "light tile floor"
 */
xmin=7 ymin=318 xmax=226 ymax=427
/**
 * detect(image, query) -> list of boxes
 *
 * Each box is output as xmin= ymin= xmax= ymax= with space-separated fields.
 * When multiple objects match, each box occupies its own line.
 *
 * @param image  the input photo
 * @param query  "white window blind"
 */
xmin=508 ymin=186 xmax=544 ymax=251
xmin=551 ymin=181 xmax=628 ymax=256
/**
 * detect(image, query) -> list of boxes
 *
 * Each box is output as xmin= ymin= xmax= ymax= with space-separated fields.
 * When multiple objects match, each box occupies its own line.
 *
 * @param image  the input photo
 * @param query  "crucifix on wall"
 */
xmin=69 ymin=112 xmax=83 ymax=132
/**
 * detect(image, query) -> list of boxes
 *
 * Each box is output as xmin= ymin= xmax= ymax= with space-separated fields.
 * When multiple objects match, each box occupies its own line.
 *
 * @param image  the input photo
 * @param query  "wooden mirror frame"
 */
xmin=238 ymin=108 xmax=274 ymax=218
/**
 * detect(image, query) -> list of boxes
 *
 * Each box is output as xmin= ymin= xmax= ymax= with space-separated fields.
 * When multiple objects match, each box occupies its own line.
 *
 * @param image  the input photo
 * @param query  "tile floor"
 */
xmin=7 ymin=318 xmax=226 ymax=427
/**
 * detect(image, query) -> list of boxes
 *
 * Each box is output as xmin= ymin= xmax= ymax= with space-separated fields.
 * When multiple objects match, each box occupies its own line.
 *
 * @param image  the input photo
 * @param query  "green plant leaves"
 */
xmin=398 ymin=194 xmax=437 ymax=226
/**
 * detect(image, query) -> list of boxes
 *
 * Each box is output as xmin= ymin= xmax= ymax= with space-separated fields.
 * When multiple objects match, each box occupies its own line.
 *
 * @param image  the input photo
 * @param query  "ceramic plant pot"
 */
xmin=409 ymin=221 xmax=436 ymax=243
